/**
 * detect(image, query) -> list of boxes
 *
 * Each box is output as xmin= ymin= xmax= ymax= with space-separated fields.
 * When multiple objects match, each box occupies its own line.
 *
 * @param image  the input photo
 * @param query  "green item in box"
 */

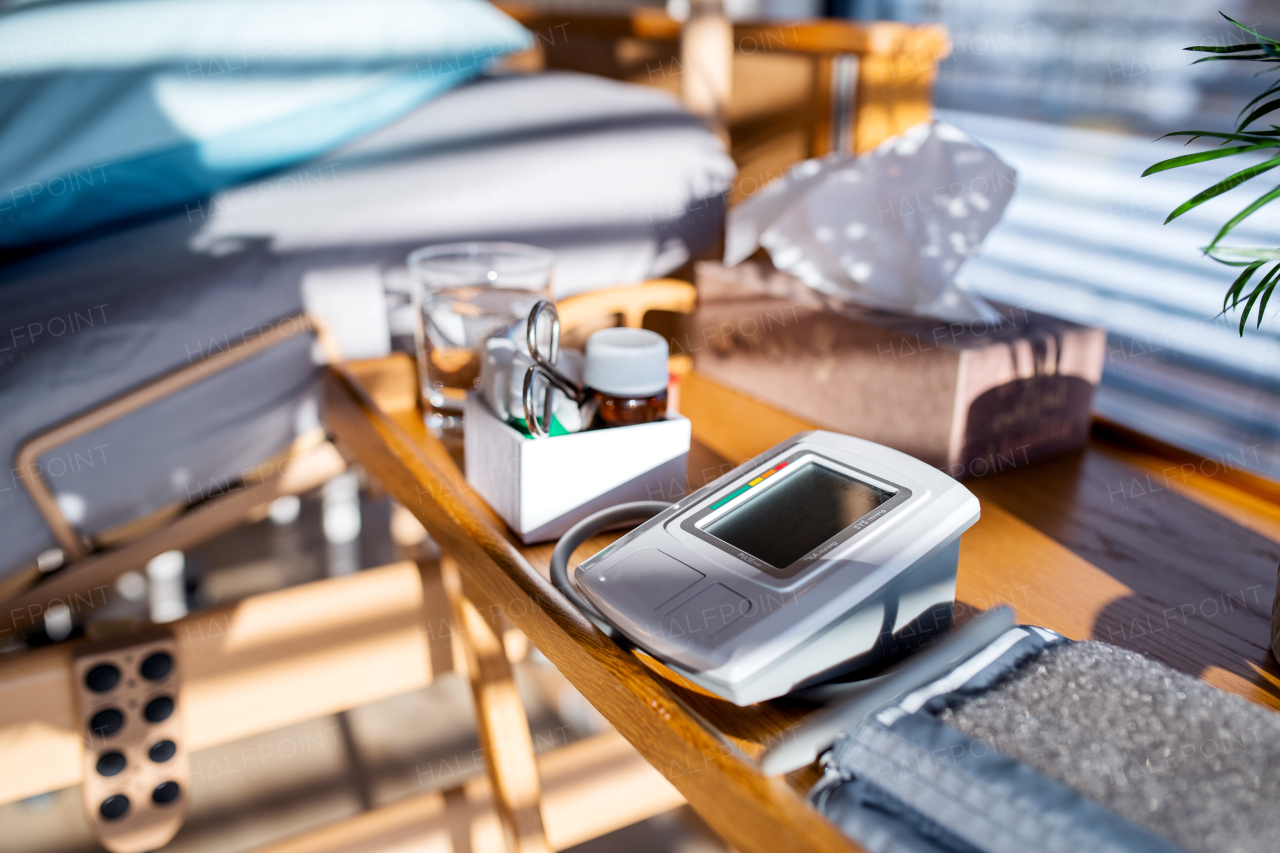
xmin=509 ymin=415 xmax=572 ymax=439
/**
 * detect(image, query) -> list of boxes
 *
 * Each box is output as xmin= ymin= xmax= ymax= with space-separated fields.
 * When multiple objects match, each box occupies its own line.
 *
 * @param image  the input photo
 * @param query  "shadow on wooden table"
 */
xmin=968 ymin=447 xmax=1280 ymax=709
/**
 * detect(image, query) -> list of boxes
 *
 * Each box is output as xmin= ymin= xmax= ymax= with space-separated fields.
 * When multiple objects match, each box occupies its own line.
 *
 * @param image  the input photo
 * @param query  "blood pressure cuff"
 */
xmin=809 ymin=627 xmax=1280 ymax=853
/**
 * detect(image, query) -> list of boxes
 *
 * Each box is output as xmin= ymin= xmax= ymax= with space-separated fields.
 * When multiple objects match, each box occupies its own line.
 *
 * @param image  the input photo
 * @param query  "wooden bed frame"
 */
xmin=495 ymin=2 xmax=950 ymax=201
xmin=0 ymin=314 xmax=346 ymax=647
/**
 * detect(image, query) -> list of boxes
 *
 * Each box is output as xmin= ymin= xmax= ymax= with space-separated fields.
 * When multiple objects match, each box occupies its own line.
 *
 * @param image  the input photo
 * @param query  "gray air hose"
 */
xmin=548 ymin=501 xmax=672 ymax=642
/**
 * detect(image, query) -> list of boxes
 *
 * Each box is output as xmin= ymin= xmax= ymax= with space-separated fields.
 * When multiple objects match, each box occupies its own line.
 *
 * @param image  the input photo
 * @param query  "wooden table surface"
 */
xmin=341 ymin=355 xmax=1280 ymax=845
xmin=966 ymin=435 xmax=1280 ymax=707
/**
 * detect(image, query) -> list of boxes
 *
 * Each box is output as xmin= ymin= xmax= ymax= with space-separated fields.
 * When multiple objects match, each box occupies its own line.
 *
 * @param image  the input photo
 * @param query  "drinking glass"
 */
xmin=409 ymin=242 xmax=554 ymax=438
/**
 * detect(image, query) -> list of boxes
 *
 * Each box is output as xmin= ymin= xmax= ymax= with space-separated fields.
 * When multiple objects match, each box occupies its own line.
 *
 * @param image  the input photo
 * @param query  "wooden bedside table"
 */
xmin=326 ymin=345 xmax=1280 ymax=853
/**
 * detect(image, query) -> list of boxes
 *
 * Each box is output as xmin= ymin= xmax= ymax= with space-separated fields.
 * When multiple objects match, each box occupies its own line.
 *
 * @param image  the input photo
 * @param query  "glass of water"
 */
xmin=408 ymin=242 xmax=555 ymax=439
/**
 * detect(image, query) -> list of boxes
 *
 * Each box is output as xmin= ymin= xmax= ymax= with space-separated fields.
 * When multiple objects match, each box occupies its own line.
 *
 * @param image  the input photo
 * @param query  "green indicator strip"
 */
xmin=708 ymin=460 xmax=790 ymax=510
xmin=710 ymin=484 xmax=751 ymax=511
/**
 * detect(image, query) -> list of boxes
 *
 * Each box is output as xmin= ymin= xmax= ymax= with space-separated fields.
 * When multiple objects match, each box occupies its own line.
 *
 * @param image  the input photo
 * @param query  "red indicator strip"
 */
xmin=709 ymin=461 xmax=789 ymax=510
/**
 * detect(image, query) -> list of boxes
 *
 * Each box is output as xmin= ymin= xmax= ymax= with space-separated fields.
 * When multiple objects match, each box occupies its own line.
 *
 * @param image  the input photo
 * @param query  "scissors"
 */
xmin=522 ymin=300 xmax=584 ymax=438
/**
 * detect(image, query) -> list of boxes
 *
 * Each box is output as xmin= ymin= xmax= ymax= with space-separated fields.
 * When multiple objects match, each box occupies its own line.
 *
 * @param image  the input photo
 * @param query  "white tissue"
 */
xmin=725 ymin=121 xmax=1016 ymax=323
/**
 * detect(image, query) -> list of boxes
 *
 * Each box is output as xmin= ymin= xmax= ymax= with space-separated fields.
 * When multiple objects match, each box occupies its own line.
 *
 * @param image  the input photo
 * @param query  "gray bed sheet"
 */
xmin=0 ymin=71 xmax=735 ymax=582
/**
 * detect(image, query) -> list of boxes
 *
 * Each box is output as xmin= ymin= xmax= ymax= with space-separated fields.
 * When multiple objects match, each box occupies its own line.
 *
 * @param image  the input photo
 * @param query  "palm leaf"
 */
xmin=1211 ymin=246 xmax=1280 ymax=262
xmin=1221 ymin=13 xmax=1280 ymax=47
xmin=1239 ymin=82 xmax=1280 ymax=116
xmin=1160 ymin=130 xmax=1280 ymax=144
xmin=1239 ymin=98 xmax=1280 ymax=129
xmin=1151 ymin=16 xmax=1280 ymax=332
xmin=1257 ymin=267 xmax=1279 ymax=327
xmin=1165 ymin=155 xmax=1280 ymax=223
xmin=1238 ymin=288 xmax=1262 ymax=333
xmin=1143 ymin=143 xmax=1272 ymax=176
xmin=1207 ymin=184 xmax=1280 ymax=250
xmin=1223 ymin=260 xmax=1264 ymax=313
xmin=1237 ymin=265 xmax=1278 ymax=333
xmin=1187 ymin=43 xmax=1264 ymax=54
xmin=1193 ymin=53 xmax=1276 ymax=64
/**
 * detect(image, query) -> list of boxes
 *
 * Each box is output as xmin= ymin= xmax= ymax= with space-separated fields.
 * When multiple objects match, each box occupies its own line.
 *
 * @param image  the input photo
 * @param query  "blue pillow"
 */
xmin=0 ymin=0 xmax=531 ymax=250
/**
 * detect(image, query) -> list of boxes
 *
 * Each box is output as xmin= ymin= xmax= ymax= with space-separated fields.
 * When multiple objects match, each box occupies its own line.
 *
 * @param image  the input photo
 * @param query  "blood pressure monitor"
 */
xmin=573 ymin=431 xmax=979 ymax=705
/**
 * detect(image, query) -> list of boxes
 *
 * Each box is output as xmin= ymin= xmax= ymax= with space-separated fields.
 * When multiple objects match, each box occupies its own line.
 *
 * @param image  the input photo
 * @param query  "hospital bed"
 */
xmin=0 ymin=69 xmax=734 ymax=597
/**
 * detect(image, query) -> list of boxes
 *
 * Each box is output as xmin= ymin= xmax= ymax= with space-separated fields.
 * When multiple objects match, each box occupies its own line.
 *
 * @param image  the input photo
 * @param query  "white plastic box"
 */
xmin=463 ymin=392 xmax=691 ymax=543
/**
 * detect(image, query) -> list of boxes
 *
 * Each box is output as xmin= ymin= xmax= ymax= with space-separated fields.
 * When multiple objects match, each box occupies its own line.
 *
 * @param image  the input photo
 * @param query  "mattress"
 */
xmin=0 ymin=71 xmax=735 ymax=582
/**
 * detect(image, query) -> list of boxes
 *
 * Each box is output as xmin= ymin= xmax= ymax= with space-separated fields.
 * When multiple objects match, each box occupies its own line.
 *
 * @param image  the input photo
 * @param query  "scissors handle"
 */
xmin=526 ymin=300 xmax=561 ymax=373
xmin=522 ymin=301 xmax=584 ymax=437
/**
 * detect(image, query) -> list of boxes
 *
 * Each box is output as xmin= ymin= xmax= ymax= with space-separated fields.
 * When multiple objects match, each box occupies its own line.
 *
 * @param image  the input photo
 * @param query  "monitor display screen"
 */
xmin=703 ymin=462 xmax=893 ymax=569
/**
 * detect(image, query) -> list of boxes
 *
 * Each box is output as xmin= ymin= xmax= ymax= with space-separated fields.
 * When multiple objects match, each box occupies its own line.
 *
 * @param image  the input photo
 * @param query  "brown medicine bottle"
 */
xmin=583 ymin=328 xmax=669 ymax=428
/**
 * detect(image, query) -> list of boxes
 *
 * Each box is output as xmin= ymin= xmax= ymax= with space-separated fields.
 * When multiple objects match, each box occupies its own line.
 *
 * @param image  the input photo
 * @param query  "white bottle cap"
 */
xmin=584 ymin=327 xmax=669 ymax=397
